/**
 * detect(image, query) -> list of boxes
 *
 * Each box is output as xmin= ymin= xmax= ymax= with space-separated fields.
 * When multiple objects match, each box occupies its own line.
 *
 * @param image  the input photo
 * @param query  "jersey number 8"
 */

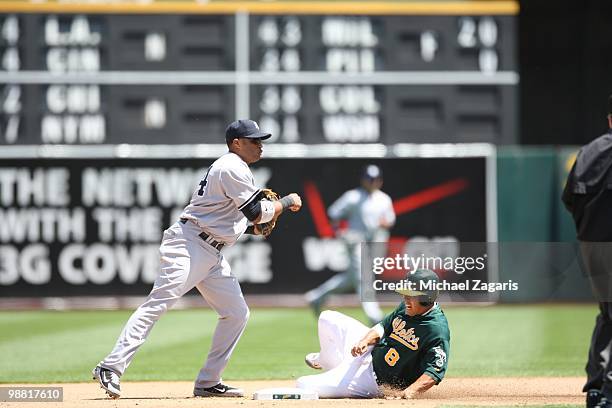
xmin=384 ymin=348 xmax=400 ymax=367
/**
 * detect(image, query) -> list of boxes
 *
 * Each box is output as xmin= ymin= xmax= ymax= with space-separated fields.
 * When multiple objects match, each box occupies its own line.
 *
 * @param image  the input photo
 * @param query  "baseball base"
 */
xmin=253 ymin=387 xmax=319 ymax=400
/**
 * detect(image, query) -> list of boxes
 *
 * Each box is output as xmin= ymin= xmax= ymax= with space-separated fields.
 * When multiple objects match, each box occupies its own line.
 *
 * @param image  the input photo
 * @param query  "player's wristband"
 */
xmin=260 ymin=200 xmax=276 ymax=222
xmin=279 ymin=195 xmax=294 ymax=211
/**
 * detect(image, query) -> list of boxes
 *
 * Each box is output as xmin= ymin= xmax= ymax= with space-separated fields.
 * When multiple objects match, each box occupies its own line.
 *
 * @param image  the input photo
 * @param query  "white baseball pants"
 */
xmin=296 ymin=310 xmax=381 ymax=398
xmin=100 ymin=220 xmax=250 ymax=388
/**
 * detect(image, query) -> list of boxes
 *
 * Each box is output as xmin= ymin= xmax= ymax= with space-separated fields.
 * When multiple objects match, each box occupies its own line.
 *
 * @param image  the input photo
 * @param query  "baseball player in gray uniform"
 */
xmin=92 ymin=119 xmax=302 ymax=399
xmin=305 ymin=165 xmax=395 ymax=325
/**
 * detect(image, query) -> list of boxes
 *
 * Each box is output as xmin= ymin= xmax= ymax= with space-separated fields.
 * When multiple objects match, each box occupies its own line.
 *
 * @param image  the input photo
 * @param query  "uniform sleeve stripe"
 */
xmin=238 ymin=189 xmax=261 ymax=210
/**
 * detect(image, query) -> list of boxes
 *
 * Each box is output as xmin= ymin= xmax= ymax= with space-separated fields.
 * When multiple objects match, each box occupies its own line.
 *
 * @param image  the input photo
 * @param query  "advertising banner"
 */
xmin=0 ymin=156 xmax=489 ymax=297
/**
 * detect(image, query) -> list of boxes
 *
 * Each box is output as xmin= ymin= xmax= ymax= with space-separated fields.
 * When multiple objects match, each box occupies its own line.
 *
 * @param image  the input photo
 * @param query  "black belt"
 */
xmin=179 ymin=218 xmax=224 ymax=251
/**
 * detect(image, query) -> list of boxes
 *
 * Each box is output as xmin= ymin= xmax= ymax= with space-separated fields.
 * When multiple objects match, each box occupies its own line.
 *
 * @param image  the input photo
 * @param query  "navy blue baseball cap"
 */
xmin=225 ymin=119 xmax=271 ymax=142
xmin=362 ymin=164 xmax=382 ymax=180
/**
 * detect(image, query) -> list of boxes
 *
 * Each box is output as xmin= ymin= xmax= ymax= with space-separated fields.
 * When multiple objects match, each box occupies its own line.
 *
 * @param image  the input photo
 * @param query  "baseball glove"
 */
xmin=255 ymin=188 xmax=280 ymax=237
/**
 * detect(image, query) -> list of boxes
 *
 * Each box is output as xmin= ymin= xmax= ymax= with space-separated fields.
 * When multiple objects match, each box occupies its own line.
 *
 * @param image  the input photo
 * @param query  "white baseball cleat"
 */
xmin=92 ymin=365 xmax=121 ymax=399
xmin=304 ymin=352 xmax=322 ymax=370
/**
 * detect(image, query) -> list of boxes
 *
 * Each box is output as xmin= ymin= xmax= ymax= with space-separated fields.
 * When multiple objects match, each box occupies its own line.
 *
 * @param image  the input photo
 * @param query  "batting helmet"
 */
xmin=395 ymin=268 xmax=439 ymax=306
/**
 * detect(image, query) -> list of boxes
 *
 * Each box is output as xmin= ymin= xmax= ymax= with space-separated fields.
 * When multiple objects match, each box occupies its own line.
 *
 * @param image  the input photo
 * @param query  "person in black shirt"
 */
xmin=563 ymin=95 xmax=612 ymax=408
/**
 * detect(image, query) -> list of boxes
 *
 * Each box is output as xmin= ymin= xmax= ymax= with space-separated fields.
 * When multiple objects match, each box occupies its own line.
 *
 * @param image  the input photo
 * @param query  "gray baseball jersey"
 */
xmin=328 ymin=188 xmax=396 ymax=241
xmin=180 ymin=152 xmax=260 ymax=245
xmin=98 ymin=121 xmax=269 ymax=396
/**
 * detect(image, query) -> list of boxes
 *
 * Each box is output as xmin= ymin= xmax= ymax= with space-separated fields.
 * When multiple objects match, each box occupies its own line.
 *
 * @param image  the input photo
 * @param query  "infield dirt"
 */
xmin=3 ymin=377 xmax=583 ymax=407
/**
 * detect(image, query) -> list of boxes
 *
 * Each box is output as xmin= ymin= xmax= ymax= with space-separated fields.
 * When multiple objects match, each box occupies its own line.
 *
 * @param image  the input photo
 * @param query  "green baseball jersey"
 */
xmin=371 ymin=302 xmax=450 ymax=389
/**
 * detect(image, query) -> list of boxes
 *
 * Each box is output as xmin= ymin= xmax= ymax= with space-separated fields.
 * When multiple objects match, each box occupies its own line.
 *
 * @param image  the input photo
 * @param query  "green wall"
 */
xmin=496 ymin=146 xmax=593 ymax=302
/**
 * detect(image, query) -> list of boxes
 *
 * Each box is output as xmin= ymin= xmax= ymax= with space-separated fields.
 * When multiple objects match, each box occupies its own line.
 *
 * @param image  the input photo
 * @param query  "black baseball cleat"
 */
xmin=194 ymin=383 xmax=244 ymax=398
xmin=596 ymin=397 xmax=612 ymax=408
xmin=92 ymin=365 xmax=121 ymax=399
xmin=588 ymin=390 xmax=603 ymax=408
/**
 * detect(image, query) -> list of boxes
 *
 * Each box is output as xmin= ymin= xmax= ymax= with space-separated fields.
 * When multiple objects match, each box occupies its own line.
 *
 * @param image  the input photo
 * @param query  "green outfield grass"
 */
xmin=0 ymin=305 xmax=597 ymax=383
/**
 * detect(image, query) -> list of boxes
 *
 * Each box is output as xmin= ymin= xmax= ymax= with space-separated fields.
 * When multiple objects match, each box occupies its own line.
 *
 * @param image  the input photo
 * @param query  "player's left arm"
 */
xmin=402 ymin=336 xmax=450 ymax=399
xmin=379 ymin=193 xmax=396 ymax=229
xmin=561 ymin=160 xmax=577 ymax=212
xmin=401 ymin=373 xmax=437 ymax=399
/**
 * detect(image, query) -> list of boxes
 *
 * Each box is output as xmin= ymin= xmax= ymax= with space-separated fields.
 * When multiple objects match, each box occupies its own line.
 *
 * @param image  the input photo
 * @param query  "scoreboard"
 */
xmin=0 ymin=1 xmax=518 ymax=146
xmin=0 ymin=2 xmax=504 ymax=299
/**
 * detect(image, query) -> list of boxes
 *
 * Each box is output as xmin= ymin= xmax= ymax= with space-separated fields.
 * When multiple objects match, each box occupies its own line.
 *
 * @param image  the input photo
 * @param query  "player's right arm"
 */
xmin=328 ymin=190 xmax=356 ymax=221
xmin=352 ymin=302 xmax=404 ymax=356
xmin=220 ymin=166 xmax=302 ymax=225
xmin=242 ymin=192 xmax=302 ymax=226
xmin=351 ymin=327 xmax=382 ymax=356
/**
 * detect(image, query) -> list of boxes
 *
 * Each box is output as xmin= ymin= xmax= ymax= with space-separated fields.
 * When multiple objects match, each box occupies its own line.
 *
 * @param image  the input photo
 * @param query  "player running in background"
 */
xmin=92 ymin=119 xmax=302 ymax=399
xmin=305 ymin=164 xmax=396 ymax=325
xmin=298 ymin=269 xmax=450 ymax=399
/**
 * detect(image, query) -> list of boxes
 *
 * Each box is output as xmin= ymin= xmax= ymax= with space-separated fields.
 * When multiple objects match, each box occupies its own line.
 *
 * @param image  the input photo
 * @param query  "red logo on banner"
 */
xmin=303 ymin=178 xmax=469 ymax=280
xmin=303 ymin=178 xmax=469 ymax=239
